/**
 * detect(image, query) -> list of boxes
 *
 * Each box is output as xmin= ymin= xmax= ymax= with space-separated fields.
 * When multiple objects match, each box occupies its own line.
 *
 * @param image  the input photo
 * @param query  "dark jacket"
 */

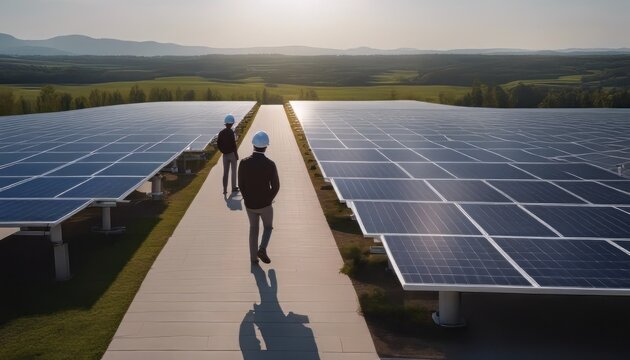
xmin=217 ymin=127 xmax=237 ymax=155
xmin=238 ymin=153 xmax=280 ymax=209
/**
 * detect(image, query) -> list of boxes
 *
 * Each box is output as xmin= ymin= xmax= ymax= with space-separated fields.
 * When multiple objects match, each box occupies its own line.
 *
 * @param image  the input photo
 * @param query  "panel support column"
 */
xmin=92 ymin=202 xmax=125 ymax=234
xmin=102 ymin=207 xmax=111 ymax=231
xmin=150 ymin=174 xmax=163 ymax=200
xmin=50 ymin=225 xmax=71 ymax=281
xmin=432 ymin=291 xmax=466 ymax=327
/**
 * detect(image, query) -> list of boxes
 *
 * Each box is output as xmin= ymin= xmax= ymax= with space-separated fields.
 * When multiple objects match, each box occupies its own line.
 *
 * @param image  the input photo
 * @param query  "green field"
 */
xmin=0 ymin=76 xmax=469 ymax=103
xmin=501 ymin=71 xmax=601 ymax=89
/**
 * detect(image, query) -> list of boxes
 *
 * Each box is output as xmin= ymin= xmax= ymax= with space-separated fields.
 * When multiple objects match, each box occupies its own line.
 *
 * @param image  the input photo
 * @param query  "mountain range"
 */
xmin=1 ymin=33 xmax=629 ymax=57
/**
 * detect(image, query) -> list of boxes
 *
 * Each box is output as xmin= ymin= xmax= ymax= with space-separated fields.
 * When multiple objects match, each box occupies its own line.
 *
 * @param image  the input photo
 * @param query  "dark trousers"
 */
xmin=246 ymin=205 xmax=273 ymax=261
xmin=222 ymin=152 xmax=237 ymax=190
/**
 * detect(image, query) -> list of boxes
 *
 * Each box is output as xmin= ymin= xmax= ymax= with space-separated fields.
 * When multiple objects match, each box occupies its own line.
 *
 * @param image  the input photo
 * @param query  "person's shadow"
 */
xmin=224 ymin=192 xmax=243 ymax=211
xmin=239 ymin=265 xmax=320 ymax=359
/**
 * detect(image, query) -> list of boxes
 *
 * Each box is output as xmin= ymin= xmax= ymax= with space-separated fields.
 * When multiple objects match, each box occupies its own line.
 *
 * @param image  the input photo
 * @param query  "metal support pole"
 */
xmin=432 ymin=291 xmax=465 ymax=327
xmin=92 ymin=202 xmax=125 ymax=234
xmin=151 ymin=174 xmax=163 ymax=200
xmin=50 ymin=225 xmax=71 ymax=281
xmin=102 ymin=207 xmax=111 ymax=231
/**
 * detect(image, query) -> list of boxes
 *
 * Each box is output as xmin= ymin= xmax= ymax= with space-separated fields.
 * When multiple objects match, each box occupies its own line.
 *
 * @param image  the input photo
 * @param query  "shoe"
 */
xmin=232 ymin=187 xmax=240 ymax=193
xmin=257 ymin=249 xmax=271 ymax=264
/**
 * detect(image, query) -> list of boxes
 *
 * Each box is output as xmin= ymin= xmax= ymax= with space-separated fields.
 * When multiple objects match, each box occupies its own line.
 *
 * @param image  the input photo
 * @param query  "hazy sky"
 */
xmin=1 ymin=0 xmax=629 ymax=49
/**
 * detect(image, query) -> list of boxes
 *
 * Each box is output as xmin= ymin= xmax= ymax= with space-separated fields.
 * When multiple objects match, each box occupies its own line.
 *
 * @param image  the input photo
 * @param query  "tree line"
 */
xmin=3 ymin=54 xmax=630 ymax=87
xmin=0 ymin=85 xmax=318 ymax=115
xmin=443 ymin=82 xmax=630 ymax=108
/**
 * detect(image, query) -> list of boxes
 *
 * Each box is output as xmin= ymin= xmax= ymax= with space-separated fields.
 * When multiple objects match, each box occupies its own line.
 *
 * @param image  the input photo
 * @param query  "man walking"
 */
xmin=217 ymin=114 xmax=239 ymax=194
xmin=238 ymin=131 xmax=279 ymax=264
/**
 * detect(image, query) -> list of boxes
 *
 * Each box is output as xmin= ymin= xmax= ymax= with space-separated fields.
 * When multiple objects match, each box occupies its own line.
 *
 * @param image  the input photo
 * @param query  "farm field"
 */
xmin=0 ymin=76 xmax=470 ymax=103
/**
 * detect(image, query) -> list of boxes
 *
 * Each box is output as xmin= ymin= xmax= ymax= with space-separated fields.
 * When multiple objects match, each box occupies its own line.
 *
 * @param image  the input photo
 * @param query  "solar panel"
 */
xmin=0 ymin=177 xmax=87 ymax=198
xmin=601 ymin=181 xmax=630 ymax=194
xmin=120 ymin=152 xmax=179 ymax=163
xmin=0 ymin=177 xmax=27 ymax=189
xmin=0 ymin=199 xmax=90 ymax=226
xmin=550 ymin=143 xmax=594 ymax=154
xmin=461 ymin=204 xmax=557 ymax=237
xmin=0 ymin=163 xmax=64 ymax=176
xmin=526 ymin=206 xmax=630 ymax=238
xmin=59 ymin=177 xmax=145 ymax=199
xmin=615 ymin=241 xmax=630 ymax=252
xmin=352 ymin=201 xmax=481 ymax=236
xmin=341 ymin=140 xmax=378 ymax=148
xmin=48 ymin=163 xmax=111 ymax=176
xmin=312 ymin=149 xmax=388 ymax=162
xmin=428 ymin=180 xmax=510 ymax=203
xmin=333 ymin=178 xmax=441 ymax=201
xmin=0 ymin=153 xmax=34 ymax=165
xmin=97 ymin=143 xmax=145 ymax=153
xmin=438 ymin=163 xmax=535 ymax=179
xmin=488 ymin=180 xmax=586 ymax=204
xmin=320 ymin=162 xmax=409 ymax=178
xmin=456 ymin=149 xmax=511 ymax=162
xmin=21 ymin=152 xmax=89 ymax=162
xmin=555 ymin=181 xmax=630 ymax=205
xmin=401 ymin=141 xmax=443 ymax=148
xmin=145 ymin=142 xmax=193 ymax=152
xmin=291 ymin=100 xmax=630 ymax=295
xmin=515 ymin=163 xmax=623 ymax=180
xmin=413 ymin=149 xmax=476 ymax=162
xmin=96 ymin=162 xmax=165 ymax=176
xmin=432 ymin=141 xmax=477 ymax=150
xmin=53 ymin=143 xmax=104 ymax=152
xmin=384 ymin=235 xmax=531 ymax=287
xmin=371 ymin=140 xmax=406 ymax=148
xmin=377 ymin=149 xmax=427 ymax=162
xmin=495 ymin=238 xmax=630 ymax=288
xmin=77 ymin=153 xmax=128 ymax=162
xmin=398 ymin=163 xmax=454 ymax=179
xmin=308 ymin=139 xmax=345 ymax=148
xmin=490 ymin=149 xmax=553 ymax=162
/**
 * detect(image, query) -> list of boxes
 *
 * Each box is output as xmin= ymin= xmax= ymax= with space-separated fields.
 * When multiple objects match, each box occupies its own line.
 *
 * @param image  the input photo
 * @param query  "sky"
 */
xmin=1 ymin=0 xmax=629 ymax=50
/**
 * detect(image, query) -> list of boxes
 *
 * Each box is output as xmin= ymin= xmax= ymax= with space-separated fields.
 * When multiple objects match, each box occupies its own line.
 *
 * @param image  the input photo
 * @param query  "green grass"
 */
xmin=0 ymin=105 xmax=259 ymax=359
xmin=0 ymin=76 xmax=469 ymax=103
xmin=359 ymin=290 xmax=428 ymax=329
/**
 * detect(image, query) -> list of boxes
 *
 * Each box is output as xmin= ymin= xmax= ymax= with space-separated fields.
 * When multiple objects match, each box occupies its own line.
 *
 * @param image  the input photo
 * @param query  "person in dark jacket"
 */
xmin=238 ymin=131 xmax=279 ymax=264
xmin=217 ymin=114 xmax=239 ymax=194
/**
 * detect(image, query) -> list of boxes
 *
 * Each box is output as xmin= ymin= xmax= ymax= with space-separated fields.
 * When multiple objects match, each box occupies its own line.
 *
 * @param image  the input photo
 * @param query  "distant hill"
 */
xmin=1 ymin=33 xmax=629 ymax=57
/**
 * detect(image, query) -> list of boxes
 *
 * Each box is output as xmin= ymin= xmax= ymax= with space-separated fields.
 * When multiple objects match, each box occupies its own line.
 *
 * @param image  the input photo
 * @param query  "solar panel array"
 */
xmin=0 ymin=101 xmax=255 ymax=226
xmin=291 ymin=100 xmax=630 ymax=294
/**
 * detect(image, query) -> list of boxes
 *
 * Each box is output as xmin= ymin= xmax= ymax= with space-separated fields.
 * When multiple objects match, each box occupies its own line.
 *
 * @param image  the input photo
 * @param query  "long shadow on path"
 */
xmin=240 ymin=265 xmax=320 ymax=360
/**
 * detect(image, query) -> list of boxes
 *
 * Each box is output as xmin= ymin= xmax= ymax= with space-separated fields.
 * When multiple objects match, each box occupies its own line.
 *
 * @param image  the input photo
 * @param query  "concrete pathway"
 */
xmin=104 ymin=105 xmax=378 ymax=359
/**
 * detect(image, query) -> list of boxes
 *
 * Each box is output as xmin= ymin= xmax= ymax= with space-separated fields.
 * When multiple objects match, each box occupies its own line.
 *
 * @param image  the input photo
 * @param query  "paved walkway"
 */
xmin=104 ymin=105 xmax=378 ymax=359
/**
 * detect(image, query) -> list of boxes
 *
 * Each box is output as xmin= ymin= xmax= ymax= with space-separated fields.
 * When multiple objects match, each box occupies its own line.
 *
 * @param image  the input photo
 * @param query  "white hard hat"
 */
xmin=252 ymin=131 xmax=270 ymax=148
xmin=224 ymin=114 xmax=235 ymax=124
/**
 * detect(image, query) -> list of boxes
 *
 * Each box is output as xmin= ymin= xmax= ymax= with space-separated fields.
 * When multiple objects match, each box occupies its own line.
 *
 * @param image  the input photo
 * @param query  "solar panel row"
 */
xmin=292 ymin=100 xmax=630 ymax=293
xmin=0 ymin=102 xmax=256 ymax=225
